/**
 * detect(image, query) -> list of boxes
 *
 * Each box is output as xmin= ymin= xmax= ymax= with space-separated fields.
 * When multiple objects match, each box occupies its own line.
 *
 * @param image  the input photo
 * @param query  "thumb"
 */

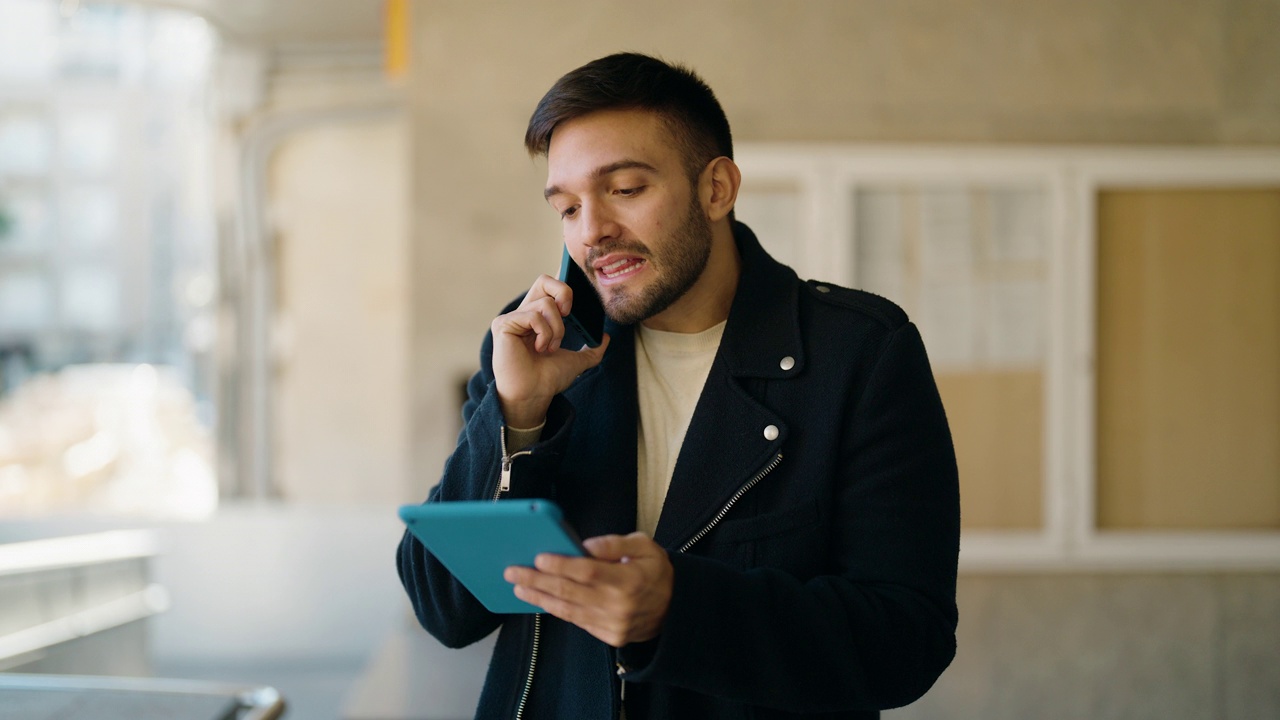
xmin=584 ymin=532 xmax=657 ymax=561
xmin=567 ymin=332 xmax=611 ymax=372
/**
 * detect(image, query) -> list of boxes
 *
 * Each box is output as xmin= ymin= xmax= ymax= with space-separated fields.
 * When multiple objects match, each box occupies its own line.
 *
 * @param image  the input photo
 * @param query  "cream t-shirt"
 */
xmin=634 ymin=321 xmax=726 ymax=537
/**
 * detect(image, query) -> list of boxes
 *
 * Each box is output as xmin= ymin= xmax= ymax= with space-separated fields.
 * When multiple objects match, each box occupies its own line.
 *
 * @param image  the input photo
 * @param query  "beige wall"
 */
xmin=265 ymin=68 xmax=411 ymax=505
xmin=271 ymin=115 xmax=410 ymax=505
xmin=406 ymin=0 xmax=1280 ymax=494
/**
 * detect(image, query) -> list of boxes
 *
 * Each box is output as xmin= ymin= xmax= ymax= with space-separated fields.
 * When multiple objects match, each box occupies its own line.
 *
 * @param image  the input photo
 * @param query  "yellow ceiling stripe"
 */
xmin=384 ymin=0 xmax=411 ymax=79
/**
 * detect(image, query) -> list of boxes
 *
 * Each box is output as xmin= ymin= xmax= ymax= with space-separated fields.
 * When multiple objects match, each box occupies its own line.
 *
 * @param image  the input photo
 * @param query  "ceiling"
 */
xmin=143 ymin=0 xmax=384 ymax=48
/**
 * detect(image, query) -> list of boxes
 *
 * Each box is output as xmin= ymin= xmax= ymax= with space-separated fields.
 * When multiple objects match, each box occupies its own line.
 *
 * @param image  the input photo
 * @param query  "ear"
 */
xmin=699 ymin=157 xmax=741 ymax=223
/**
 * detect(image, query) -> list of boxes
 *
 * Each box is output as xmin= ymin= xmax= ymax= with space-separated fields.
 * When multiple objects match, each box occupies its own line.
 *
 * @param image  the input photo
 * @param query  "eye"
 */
xmin=559 ymin=205 xmax=579 ymax=220
xmin=615 ymin=186 xmax=645 ymax=197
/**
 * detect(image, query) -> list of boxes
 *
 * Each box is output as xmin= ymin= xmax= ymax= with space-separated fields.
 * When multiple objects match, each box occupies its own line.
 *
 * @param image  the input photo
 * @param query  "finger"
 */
xmin=510 ymin=580 xmax=629 ymax=644
xmin=495 ymin=310 xmax=556 ymax=352
xmin=582 ymin=531 xmax=659 ymax=562
xmin=512 ymin=582 xmax=581 ymax=616
xmin=534 ymin=553 xmax=619 ymax=586
xmin=504 ymin=562 xmax=595 ymax=588
xmin=503 ymin=565 xmax=537 ymax=586
xmin=517 ymin=274 xmax=554 ymax=306
xmin=508 ymin=563 xmax=596 ymax=606
xmin=512 ymin=585 xmax=624 ymax=645
xmin=524 ymin=274 xmax=573 ymax=317
xmin=526 ymin=295 xmax=566 ymax=351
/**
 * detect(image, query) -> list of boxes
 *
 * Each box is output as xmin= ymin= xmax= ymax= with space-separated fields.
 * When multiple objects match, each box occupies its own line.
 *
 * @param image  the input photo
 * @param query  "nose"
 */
xmin=576 ymin=200 xmax=621 ymax=249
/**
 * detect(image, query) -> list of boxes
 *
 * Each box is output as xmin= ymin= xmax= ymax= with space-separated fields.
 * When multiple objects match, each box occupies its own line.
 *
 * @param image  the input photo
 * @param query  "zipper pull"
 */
xmin=498 ymin=424 xmax=512 ymax=495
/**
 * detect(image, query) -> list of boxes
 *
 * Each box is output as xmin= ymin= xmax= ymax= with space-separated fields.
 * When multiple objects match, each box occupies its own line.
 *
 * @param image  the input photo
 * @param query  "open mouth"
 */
xmin=592 ymin=255 xmax=648 ymax=284
xmin=598 ymin=257 xmax=646 ymax=280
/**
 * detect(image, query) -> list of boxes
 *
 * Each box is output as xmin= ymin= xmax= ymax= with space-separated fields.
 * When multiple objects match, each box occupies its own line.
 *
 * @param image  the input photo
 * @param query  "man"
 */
xmin=398 ymin=52 xmax=959 ymax=719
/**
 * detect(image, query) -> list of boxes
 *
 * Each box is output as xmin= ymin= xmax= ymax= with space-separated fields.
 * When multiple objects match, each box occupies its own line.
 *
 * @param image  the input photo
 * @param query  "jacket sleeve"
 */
xmin=618 ymin=322 xmax=960 ymax=712
xmin=395 ymin=324 xmax=576 ymax=649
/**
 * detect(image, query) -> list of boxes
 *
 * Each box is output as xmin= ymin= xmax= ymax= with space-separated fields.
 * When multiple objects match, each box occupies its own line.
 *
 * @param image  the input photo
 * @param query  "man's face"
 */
xmin=544 ymin=109 xmax=711 ymax=326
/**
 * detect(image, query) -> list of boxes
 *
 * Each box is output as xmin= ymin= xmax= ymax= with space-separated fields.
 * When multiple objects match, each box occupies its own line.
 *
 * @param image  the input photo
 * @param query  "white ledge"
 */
xmin=0 ymin=529 xmax=158 ymax=577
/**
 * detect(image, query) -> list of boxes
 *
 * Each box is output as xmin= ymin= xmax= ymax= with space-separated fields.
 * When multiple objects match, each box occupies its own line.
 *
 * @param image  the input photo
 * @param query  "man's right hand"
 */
xmin=491 ymin=274 xmax=610 ymax=428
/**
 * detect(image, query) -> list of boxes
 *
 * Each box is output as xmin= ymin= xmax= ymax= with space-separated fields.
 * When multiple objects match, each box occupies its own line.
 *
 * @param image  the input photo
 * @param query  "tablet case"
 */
xmin=399 ymin=499 xmax=586 ymax=614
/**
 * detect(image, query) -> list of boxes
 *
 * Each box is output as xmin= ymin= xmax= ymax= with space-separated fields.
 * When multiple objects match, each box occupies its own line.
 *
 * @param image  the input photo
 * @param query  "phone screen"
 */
xmin=557 ymin=246 xmax=605 ymax=349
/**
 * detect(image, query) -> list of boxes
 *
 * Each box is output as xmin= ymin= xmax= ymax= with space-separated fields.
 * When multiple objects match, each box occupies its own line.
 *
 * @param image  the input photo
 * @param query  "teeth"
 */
xmin=602 ymin=258 xmax=630 ymax=272
xmin=602 ymin=260 xmax=643 ymax=279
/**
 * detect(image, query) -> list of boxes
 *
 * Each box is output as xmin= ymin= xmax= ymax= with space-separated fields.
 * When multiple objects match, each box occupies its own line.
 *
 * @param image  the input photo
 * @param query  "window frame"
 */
xmin=734 ymin=144 xmax=1280 ymax=571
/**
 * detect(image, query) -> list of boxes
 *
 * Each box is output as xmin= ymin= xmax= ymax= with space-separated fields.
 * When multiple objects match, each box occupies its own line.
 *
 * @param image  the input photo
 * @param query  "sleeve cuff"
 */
xmin=505 ymin=421 xmax=545 ymax=454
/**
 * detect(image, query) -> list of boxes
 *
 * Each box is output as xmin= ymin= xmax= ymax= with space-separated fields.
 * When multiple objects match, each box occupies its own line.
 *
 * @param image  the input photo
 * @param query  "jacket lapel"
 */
xmin=651 ymin=223 xmax=805 ymax=549
xmin=652 ymin=359 xmax=786 ymax=548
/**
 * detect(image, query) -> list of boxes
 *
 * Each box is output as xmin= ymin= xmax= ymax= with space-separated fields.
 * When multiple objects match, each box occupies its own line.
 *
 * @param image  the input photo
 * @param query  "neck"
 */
xmin=642 ymin=221 xmax=740 ymax=333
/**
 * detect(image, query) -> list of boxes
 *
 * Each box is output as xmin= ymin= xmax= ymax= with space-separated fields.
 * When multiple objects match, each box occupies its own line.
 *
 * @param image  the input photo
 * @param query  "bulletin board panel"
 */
xmin=937 ymin=370 xmax=1044 ymax=530
xmin=1095 ymin=188 xmax=1280 ymax=530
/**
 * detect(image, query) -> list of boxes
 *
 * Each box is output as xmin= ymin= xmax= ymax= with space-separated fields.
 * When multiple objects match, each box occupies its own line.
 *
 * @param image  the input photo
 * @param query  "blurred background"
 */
xmin=0 ymin=1 xmax=1277 ymax=718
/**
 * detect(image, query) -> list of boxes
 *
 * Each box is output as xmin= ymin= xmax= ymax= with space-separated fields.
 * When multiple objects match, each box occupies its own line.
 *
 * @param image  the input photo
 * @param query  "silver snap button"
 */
xmin=779 ymin=356 xmax=795 ymax=371
xmin=816 ymin=285 xmax=830 ymax=293
xmin=763 ymin=424 xmax=779 ymax=441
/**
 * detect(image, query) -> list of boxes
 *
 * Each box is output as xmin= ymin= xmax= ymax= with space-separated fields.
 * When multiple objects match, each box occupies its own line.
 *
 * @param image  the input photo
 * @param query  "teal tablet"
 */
xmin=398 ymin=499 xmax=586 ymax=614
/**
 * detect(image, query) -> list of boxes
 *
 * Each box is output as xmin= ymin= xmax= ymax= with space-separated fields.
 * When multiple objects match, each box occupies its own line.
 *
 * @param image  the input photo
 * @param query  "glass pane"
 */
xmin=853 ymin=185 xmax=1049 ymax=530
xmin=58 ymin=4 xmax=126 ymax=80
xmin=984 ymin=279 xmax=1044 ymax=367
xmin=855 ymin=190 xmax=903 ymax=265
xmin=60 ymin=265 xmax=120 ymax=330
xmin=59 ymin=110 xmax=118 ymax=175
xmin=147 ymin=11 xmax=215 ymax=88
xmin=0 ymin=272 xmax=52 ymax=332
xmin=735 ymin=185 xmax=800 ymax=269
xmin=918 ymin=278 xmax=978 ymax=367
xmin=918 ymin=189 xmax=975 ymax=275
xmin=0 ymin=0 xmax=57 ymax=81
xmin=60 ymin=185 xmax=118 ymax=249
xmin=0 ymin=112 xmax=53 ymax=175
xmin=0 ymin=187 xmax=52 ymax=251
xmin=988 ymin=188 xmax=1046 ymax=262
xmin=854 ymin=190 xmax=906 ymax=303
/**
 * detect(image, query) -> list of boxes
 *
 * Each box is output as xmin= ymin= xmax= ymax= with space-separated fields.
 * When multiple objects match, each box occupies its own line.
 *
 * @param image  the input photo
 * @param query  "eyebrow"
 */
xmin=544 ymin=159 xmax=659 ymax=200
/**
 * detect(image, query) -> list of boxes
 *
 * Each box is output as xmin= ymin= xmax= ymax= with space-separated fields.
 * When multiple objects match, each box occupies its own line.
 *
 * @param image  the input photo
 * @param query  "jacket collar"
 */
xmin=719 ymin=221 xmax=805 ymax=378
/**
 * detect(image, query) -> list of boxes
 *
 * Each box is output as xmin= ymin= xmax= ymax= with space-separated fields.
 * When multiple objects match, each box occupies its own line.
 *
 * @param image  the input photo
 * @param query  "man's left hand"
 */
xmin=504 ymin=532 xmax=673 ymax=647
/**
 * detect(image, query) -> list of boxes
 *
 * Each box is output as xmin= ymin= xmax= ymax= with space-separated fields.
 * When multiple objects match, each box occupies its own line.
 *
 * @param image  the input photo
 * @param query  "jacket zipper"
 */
xmin=615 ymin=661 xmax=626 ymax=720
xmin=514 ymin=613 xmax=541 ymax=720
xmin=509 ymin=441 xmax=782 ymax=717
xmin=610 ymin=453 xmax=784 ymax=714
xmin=678 ymin=452 xmax=784 ymax=553
xmin=495 ymin=424 xmax=533 ymax=500
xmin=497 ymin=423 xmax=540 ymax=720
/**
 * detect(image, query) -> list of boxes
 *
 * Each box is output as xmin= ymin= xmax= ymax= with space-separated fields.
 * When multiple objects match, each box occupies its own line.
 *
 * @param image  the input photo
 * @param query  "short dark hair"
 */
xmin=524 ymin=52 xmax=733 ymax=181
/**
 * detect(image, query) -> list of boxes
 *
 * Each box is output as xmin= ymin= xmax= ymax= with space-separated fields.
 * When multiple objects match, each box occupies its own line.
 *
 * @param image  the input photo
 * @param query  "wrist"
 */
xmin=499 ymin=396 xmax=551 ymax=429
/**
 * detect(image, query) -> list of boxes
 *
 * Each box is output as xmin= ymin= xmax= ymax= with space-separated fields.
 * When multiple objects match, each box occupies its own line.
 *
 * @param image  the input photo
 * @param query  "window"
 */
xmin=0 ymin=1 xmax=217 ymax=519
xmin=733 ymin=145 xmax=1280 ymax=569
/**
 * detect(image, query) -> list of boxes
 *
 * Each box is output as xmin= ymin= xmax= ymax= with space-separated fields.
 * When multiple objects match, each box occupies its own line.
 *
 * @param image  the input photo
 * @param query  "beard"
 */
xmin=587 ymin=192 xmax=713 ymax=326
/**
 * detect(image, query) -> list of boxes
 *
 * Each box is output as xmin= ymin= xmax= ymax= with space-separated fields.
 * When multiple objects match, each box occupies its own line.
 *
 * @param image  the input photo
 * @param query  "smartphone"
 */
xmin=557 ymin=246 xmax=605 ymax=349
xmin=399 ymin=499 xmax=586 ymax=614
